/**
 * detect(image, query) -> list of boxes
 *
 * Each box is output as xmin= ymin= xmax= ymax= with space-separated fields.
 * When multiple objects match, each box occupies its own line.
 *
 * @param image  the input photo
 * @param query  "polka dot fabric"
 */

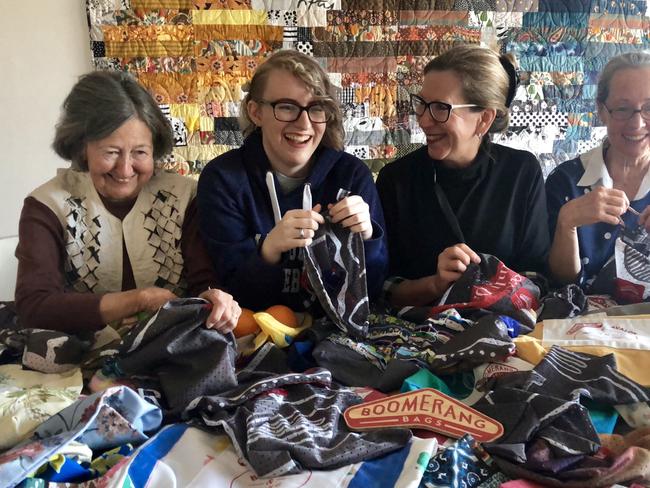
xmin=116 ymin=298 xmax=238 ymax=415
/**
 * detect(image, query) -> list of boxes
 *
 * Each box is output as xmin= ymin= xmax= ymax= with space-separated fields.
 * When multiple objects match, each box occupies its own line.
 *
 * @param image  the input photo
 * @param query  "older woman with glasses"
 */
xmin=546 ymin=51 xmax=650 ymax=286
xmin=15 ymin=71 xmax=240 ymax=334
xmin=197 ymin=50 xmax=387 ymax=311
xmin=376 ymin=44 xmax=549 ymax=307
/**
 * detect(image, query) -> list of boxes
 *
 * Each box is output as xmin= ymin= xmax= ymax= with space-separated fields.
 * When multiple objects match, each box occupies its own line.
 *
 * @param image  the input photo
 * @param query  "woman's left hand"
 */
xmin=199 ymin=288 xmax=241 ymax=333
xmin=328 ymin=195 xmax=373 ymax=240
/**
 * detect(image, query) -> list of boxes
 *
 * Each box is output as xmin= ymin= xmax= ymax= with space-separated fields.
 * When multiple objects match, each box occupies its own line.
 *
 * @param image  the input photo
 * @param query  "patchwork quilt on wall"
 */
xmin=86 ymin=0 xmax=650 ymax=177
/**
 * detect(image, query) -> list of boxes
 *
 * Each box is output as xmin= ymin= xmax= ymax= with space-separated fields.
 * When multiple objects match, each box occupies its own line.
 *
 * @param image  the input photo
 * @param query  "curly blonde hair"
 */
xmin=239 ymin=49 xmax=344 ymax=150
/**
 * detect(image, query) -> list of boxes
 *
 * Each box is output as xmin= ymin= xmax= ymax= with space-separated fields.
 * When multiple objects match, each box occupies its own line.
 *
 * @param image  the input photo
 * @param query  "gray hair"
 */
xmin=52 ymin=71 xmax=173 ymax=171
xmin=423 ymin=44 xmax=519 ymax=133
xmin=597 ymin=50 xmax=650 ymax=105
xmin=239 ymin=49 xmax=344 ymax=151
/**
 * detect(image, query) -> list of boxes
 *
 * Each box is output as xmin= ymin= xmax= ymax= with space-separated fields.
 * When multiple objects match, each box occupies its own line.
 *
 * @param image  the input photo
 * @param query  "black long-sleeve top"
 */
xmin=376 ymin=141 xmax=550 ymax=280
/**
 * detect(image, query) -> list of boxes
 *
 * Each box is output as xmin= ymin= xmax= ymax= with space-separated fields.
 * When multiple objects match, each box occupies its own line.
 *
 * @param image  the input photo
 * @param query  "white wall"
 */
xmin=0 ymin=0 xmax=92 ymax=298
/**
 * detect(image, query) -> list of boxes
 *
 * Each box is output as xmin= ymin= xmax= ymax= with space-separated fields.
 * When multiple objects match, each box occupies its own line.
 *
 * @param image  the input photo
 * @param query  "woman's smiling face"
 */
xmin=600 ymin=67 xmax=650 ymax=163
xmin=85 ymin=117 xmax=154 ymax=202
xmin=417 ymin=69 xmax=486 ymax=168
xmin=247 ymin=69 xmax=327 ymax=177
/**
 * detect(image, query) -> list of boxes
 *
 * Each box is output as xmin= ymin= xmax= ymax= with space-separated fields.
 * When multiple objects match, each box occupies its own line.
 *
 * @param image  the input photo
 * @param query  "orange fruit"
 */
xmin=265 ymin=305 xmax=299 ymax=328
xmin=233 ymin=308 xmax=260 ymax=338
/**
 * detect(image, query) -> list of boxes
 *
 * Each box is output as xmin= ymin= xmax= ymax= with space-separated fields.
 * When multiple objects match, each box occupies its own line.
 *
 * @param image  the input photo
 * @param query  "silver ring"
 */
xmin=299 ymin=228 xmax=305 ymax=238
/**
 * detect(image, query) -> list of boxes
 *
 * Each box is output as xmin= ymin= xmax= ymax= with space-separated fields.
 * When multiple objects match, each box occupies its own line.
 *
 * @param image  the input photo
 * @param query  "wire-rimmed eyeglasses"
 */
xmin=604 ymin=103 xmax=650 ymax=121
xmin=258 ymin=99 xmax=332 ymax=123
xmin=410 ymin=94 xmax=482 ymax=123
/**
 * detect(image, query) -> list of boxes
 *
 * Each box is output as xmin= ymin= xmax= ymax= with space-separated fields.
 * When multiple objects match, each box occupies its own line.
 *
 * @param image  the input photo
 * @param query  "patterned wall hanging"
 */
xmin=86 ymin=0 xmax=650 ymax=178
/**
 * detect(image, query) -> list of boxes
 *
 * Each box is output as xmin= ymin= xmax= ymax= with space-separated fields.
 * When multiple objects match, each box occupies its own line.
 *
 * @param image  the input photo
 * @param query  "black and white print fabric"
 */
xmin=474 ymin=346 xmax=650 ymax=465
xmin=185 ymin=344 xmax=411 ymax=478
xmin=143 ymin=189 xmax=186 ymax=292
xmin=303 ymin=207 xmax=370 ymax=339
xmin=116 ymin=298 xmax=237 ymax=414
xmin=64 ymin=196 xmax=102 ymax=292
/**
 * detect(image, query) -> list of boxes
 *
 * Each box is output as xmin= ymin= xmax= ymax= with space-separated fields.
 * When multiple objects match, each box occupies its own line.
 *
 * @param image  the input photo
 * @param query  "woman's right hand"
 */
xmin=558 ymin=187 xmax=629 ymax=230
xmin=434 ymin=244 xmax=481 ymax=293
xmin=260 ymin=205 xmax=325 ymax=264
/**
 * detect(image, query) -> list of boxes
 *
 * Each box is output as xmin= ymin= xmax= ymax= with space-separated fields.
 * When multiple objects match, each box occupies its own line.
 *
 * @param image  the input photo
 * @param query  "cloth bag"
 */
xmin=591 ymin=225 xmax=650 ymax=304
xmin=302 ymin=185 xmax=370 ymax=338
xmin=428 ymin=254 xmax=540 ymax=330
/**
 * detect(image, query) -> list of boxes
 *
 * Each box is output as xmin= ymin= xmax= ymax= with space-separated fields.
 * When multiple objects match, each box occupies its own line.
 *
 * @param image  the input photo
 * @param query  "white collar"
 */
xmin=577 ymin=143 xmax=614 ymax=188
xmin=577 ymin=141 xmax=650 ymax=200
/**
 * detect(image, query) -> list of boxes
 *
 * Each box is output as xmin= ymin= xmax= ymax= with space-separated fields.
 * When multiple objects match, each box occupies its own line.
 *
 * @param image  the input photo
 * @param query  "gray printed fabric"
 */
xmin=115 ymin=298 xmax=238 ymax=415
xmin=489 ymin=346 xmax=650 ymax=406
xmin=536 ymin=284 xmax=587 ymax=321
xmin=303 ymin=214 xmax=369 ymax=339
xmin=185 ymin=344 xmax=412 ymax=478
xmin=475 ymin=386 xmax=600 ymax=464
xmin=0 ymin=302 xmax=89 ymax=372
xmin=313 ymin=310 xmax=515 ymax=388
xmin=0 ymin=326 xmax=88 ymax=374
xmin=473 ymin=346 xmax=650 ymax=468
xmin=22 ymin=329 xmax=88 ymax=373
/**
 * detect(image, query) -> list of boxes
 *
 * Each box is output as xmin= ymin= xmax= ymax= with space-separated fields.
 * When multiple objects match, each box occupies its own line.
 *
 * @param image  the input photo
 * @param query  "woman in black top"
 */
xmin=376 ymin=44 xmax=549 ymax=307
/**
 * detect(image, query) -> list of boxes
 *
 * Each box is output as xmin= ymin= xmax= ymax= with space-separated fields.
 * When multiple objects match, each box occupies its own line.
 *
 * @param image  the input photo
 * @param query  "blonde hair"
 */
xmin=424 ymin=44 xmax=519 ymax=133
xmin=239 ymin=50 xmax=344 ymax=150
xmin=597 ymin=50 xmax=650 ymax=105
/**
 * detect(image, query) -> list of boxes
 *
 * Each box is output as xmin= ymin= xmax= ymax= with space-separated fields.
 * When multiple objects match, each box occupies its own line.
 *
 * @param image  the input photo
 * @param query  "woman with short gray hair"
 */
xmin=547 ymin=50 xmax=650 ymax=286
xmin=15 ymin=71 xmax=240 ymax=334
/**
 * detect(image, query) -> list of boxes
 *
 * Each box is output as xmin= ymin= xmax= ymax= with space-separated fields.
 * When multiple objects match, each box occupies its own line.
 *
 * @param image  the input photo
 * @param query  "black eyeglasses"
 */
xmin=258 ymin=99 xmax=332 ymax=123
xmin=410 ymin=94 xmax=481 ymax=123
xmin=604 ymin=103 xmax=650 ymax=121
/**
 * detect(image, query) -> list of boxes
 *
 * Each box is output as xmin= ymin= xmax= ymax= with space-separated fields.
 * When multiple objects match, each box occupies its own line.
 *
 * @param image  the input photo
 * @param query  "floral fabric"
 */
xmin=0 ymin=365 xmax=82 ymax=450
xmin=0 ymin=386 xmax=161 ymax=488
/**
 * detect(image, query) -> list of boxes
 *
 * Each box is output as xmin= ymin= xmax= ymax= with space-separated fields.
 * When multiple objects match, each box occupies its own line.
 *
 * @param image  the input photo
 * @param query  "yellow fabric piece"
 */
xmin=0 ymin=365 xmax=82 ymax=450
xmin=355 ymin=85 xmax=398 ymax=118
xmin=103 ymin=25 xmax=194 ymax=42
xmin=197 ymin=73 xmax=250 ymax=102
xmin=194 ymin=25 xmax=284 ymax=42
xmin=515 ymin=322 xmax=650 ymax=387
xmin=31 ymin=441 xmax=93 ymax=477
xmin=199 ymin=116 xmax=216 ymax=131
xmin=105 ymin=40 xmax=194 ymax=58
xmin=170 ymin=104 xmax=202 ymax=133
xmin=172 ymin=144 xmax=231 ymax=162
xmin=138 ymin=73 xmax=199 ymax=104
xmin=131 ymin=0 xmax=193 ymax=8
xmin=193 ymin=10 xmax=268 ymax=26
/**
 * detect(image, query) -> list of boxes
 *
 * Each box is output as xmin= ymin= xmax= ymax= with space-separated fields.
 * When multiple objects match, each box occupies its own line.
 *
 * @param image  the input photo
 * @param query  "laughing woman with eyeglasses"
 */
xmin=376 ymin=44 xmax=550 ymax=307
xmin=547 ymin=51 xmax=650 ymax=286
xmin=197 ymin=50 xmax=387 ymax=311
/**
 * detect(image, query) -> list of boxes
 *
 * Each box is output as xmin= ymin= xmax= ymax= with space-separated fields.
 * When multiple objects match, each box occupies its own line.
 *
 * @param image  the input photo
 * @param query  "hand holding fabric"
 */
xmin=328 ymin=195 xmax=373 ymax=240
xmin=434 ymin=243 xmax=481 ymax=292
xmin=261 ymin=204 xmax=324 ymax=264
xmin=558 ymin=187 xmax=629 ymax=229
xmin=199 ymin=288 xmax=240 ymax=333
